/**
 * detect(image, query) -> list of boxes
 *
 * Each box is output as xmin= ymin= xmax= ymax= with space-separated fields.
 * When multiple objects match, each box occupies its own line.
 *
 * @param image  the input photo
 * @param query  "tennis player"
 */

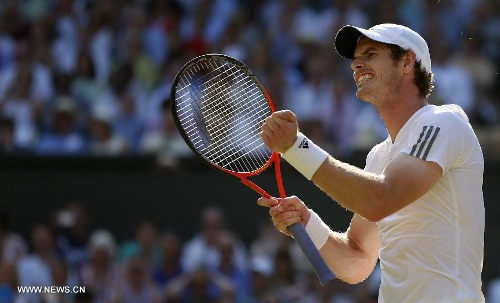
xmin=258 ymin=23 xmax=485 ymax=302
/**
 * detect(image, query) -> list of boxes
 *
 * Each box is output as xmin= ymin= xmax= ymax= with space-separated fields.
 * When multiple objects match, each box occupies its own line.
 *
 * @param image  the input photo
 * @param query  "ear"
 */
xmin=403 ymin=51 xmax=417 ymax=74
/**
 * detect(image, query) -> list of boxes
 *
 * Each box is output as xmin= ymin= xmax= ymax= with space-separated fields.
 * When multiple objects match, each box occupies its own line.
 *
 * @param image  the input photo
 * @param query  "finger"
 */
xmin=260 ymin=132 xmax=271 ymax=147
xmin=274 ymin=210 xmax=302 ymax=223
xmin=275 ymin=110 xmax=297 ymax=123
xmin=257 ymin=197 xmax=279 ymax=208
xmin=272 ymin=213 xmax=302 ymax=234
xmin=276 ymin=196 xmax=299 ymax=211
xmin=287 ymin=205 xmax=297 ymax=211
xmin=264 ymin=115 xmax=281 ymax=134
xmin=269 ymin=203 xmax=296 ymax=218
xmin=260 ymin=123 xmax=271 ymax=141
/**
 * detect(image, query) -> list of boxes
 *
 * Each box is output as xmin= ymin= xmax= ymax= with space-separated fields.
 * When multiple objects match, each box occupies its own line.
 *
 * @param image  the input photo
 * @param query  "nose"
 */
xmin=350 ymin=58 xmax=364 ymax=71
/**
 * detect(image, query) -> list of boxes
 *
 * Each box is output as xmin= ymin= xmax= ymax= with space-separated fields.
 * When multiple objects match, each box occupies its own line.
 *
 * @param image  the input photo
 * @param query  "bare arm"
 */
xmin=259 ymin=197 xmax=380 ymax=283
xmin=262 ymin=110 xmax=442 ymax=222
xmin=313 ymin=152 xmax=442 ymax=222
xmin=321 ymin=214 xmax=380 ymax=283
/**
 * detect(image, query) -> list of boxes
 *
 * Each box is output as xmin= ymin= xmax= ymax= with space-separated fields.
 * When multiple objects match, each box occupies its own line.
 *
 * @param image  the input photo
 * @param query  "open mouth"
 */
xmin=356 ymin=74 xmax=373 ymax=86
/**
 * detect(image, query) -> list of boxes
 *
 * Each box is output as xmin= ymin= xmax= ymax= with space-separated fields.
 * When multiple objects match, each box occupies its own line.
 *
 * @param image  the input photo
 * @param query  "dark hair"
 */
xmin=386 ymin=44 xmax=435 ymax=98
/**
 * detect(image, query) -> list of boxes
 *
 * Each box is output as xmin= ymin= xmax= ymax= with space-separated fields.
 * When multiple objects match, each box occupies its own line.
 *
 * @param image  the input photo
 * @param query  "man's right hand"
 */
xmin=260 ymin=110 xmax=299 ymax=154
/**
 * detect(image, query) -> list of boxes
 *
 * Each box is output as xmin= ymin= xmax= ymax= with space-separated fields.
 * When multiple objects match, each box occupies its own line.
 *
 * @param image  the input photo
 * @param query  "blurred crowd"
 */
xmin=0 ymin=0 xmax=499 ymax=169
xmin=0 ymin=202 xmax=383 ymax=303
xmin=1 ymin=201 xmax=500 ymax=303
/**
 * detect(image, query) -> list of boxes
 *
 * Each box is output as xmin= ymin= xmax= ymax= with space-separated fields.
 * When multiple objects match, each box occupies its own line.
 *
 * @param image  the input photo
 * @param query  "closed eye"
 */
xmin=352 ymin=49 xmax=379 ymax=61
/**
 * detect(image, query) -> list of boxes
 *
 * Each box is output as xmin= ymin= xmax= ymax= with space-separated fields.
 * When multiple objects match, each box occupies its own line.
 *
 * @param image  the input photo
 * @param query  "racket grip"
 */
xmin=289 ymin=222 xmax=336 ymax=285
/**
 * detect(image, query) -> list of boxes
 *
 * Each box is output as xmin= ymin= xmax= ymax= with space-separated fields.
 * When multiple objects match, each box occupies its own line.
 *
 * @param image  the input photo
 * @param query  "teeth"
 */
xmin=357 ymin=74 xmax=373 ymax=85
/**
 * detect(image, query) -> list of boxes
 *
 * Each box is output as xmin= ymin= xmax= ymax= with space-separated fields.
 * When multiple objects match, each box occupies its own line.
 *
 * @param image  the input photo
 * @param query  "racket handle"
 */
xmin=289 ymin=222 xmax=336 ymax=285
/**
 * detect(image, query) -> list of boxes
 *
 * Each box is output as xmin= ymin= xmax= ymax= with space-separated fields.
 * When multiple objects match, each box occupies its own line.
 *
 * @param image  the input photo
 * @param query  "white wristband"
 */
xmin=281 ymin=133 xmax=329 ymax=180
xmin=305 ymin=209 xmax=330 ymax=249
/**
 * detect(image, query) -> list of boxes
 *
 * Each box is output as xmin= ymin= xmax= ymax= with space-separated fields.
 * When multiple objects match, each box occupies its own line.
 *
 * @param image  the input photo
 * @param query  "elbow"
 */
xmin=337 ymin=267 xmax=374 ymax=285
xmin=363 ymin=209 xmax=387 ymax=223
xmin=362 ymin=184 xmax=397 ymax=222
xmin=341 ymin=275 xmax=366 ymax=285
xmin=358 ymin=197 xmax=390 ymax=222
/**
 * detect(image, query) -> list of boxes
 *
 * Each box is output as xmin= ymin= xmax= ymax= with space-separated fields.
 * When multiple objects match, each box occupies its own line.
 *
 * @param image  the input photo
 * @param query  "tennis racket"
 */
xmin=170 ymin=53 xmax=335 ymax=285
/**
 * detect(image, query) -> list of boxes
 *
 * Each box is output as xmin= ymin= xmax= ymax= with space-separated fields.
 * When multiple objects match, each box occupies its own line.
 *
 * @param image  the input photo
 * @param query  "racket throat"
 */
xmin=239 ymin=178 xmax=271 ymax=199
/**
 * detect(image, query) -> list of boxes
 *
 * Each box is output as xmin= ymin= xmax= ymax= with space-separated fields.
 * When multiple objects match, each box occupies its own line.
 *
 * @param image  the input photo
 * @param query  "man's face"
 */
xmin=350 ymin=37 xmax=403 ymax=107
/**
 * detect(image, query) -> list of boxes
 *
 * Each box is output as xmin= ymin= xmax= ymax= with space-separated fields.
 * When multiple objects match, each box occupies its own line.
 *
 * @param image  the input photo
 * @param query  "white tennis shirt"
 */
xmin=364 ymin=104 xmax=485 ymax=302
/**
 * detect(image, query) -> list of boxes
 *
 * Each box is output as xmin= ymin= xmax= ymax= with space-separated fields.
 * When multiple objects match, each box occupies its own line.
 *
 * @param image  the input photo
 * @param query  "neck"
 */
xmin=377 ymin=96 xmax=427 ymax=142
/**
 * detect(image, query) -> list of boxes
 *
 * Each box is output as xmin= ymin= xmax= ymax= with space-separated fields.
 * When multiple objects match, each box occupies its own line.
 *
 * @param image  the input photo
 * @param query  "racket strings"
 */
xmin=174 ymin=58 xmax=272 ymax=172
xmin=200 ymin=62 xmax=270 ymax=171
xmin=198 ymin=62 xmax=261 ymax=141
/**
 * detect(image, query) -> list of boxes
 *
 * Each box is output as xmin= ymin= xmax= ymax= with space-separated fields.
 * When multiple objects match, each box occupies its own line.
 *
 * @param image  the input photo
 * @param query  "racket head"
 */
xmin=170 ymin=54 xmax=336 ymax=285
xmin=170 ymin=53 xmax=277 ymax=177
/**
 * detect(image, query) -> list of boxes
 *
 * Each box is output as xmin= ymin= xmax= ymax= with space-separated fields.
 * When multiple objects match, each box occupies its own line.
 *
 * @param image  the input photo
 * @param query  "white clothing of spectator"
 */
xmin=431 ymin=41 xmax=476 ymax=115
xmin=180 ymin=207 xmax=248 ymax=273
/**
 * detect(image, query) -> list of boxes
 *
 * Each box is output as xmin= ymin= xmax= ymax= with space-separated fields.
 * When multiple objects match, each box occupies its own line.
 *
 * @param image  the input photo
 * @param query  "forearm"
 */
xmin=320 ymin=230 xmax=376 ymax=284
xmin=312 ymin=157 xmax=390 ymax=222
xmin=307 ymin=211 xmax=379 ymax=284
xmin=281 ymin=133 xmax=391 ymax=221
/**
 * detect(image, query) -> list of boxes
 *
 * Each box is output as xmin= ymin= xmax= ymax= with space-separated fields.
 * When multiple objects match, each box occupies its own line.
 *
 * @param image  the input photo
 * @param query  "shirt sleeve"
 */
xmin=400 ymin=105 xmax=478 ymax=175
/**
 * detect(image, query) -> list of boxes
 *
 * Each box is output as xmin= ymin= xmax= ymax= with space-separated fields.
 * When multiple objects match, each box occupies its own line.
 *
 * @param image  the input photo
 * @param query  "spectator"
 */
xmin=50 ymin=0 xmax=80 ymax=74
xmin=0 ymin=209 xmax=27 ymax=266
xmin=180 ymin=206 xmax=248 ymax=274
xmin=138 ymin=99 xmax=192 ymax=171
xmin=142 ymin=0 xmax=171 ymax=67
xmin=53 ymin=202 xmax=92 ymax=284
xmin=151 ymin=232 xmax=183 ymax=291
xmin=80 ymin=229 xmax=120 ymax=303
xmin=35 ymin=96 xmax=88 ymax=155
xmin=452 ymin=29 xmax=499 ymax=125
xmin=91 ymin=62 xmax=148 ymax=127
xmin=83 ymin=2 xmax=115 ymax=86
xmin=43 ymin=260 xmax=73 ymax=303
xmin=180 ymin=0 xmax=240 ymax=49
xmin=248 ymin=218 xmax=287 ymax=260
xmin=88 ymin=107 xmax=129 ymax=156
xmin=123 ymin=29 xmax=159 ymax=92
xmin=113 ymin=93 xmax=145 ymax=154
xmin=0 ymin=38 xmax=54 ymax=107
xmin=165 ymin=267 xmax=234 ymax=303
xmin=428 ymin=37 xmax=476 ymax=115
xmin=110 ymin=256 xmax=161 ymax=303
xmin=70 ymin=53 xmax=102 ymax=115
xmin=144 ymin=55 xmax=186 ymax=132
xmin=283 ymin=47 xmax=333 ymax=145
xmin=238 ymin=255 xmax=276 ymax=303
xmin=266 ymin=247 xmax=306 ymax=302
xmin=119 ymin=218 xmax=162 ymax=268
xmin=319 ymin=75 xmax=363 ymax=157
xmin=212 ymin=230 xmax=250 ymax=299
xmin=0 ymin=261 xmax=20 ymax=303
xmin=0 ymin=63 xmax=41 ymax=150
xmin=16 ymin=223 xmax=60 ymax=303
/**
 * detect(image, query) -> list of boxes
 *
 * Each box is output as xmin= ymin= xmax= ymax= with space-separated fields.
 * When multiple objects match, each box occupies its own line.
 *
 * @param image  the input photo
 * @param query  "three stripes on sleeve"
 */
xmin=409 ymin=126 xmax=441 ymax=161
